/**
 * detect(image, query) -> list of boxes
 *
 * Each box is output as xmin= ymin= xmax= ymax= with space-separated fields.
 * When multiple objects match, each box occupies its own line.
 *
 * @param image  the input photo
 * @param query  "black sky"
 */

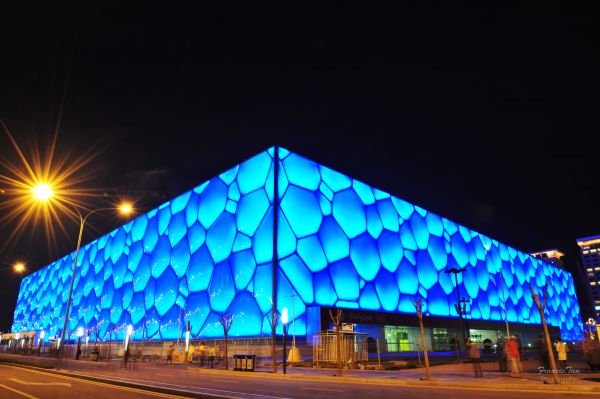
xmin=1 ymin=3 xmax=599 ymax=331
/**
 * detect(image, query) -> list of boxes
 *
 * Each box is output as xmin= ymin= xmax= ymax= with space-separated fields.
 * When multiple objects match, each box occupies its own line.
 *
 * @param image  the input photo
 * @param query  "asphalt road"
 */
xmin=1 ymin=363 xmax=598 ymax=399
xmin=0 ymin=364 xmax=187 ymax=399
xmin=66 ymin=363 xmax=600 ymax=399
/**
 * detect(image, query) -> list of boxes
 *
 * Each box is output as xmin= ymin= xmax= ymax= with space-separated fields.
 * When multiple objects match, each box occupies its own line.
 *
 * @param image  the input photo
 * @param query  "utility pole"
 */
xmin=271 ymin=145 xmax=279 ymax=373
xmin=445 ymin=267 xmax=466 ymax=359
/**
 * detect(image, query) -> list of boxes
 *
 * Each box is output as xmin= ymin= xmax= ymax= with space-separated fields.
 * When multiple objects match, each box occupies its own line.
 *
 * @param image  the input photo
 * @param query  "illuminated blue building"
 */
xmin=12 ymin=147 xmax=583 ymax=345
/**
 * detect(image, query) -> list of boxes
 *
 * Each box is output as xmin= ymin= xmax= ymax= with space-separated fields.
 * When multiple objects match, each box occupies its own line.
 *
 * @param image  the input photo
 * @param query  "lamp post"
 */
xmin=124 ymin=324 xmax=133 ymax=352
xmin=56 ymin=203 xmax=133 ymax=370
xmin=281 ymin=307 xmax=289 ymax=374
xmin=38 ymin=330 xmax=45 ymax=356
xmin=76 ymin=327 xmax=84 ymax=360
xmin=185 ymin=321 xmax=191 ymax=363
xmin=445 ymin=267 xmax=466 ymax=358
xmin=11 ymin=262 xmax=26 ymax=337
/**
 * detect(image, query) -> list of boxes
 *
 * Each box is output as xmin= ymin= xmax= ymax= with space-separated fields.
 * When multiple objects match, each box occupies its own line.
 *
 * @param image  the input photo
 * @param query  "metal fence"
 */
xmin=312 ymin=331 xmax=368 ymax=366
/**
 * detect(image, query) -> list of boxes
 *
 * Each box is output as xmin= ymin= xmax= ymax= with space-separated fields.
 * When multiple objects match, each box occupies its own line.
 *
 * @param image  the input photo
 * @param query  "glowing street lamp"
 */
xmin=281 ymin=307 xmax=289 ymax=375
xmin=119 ymin=202 xmax=133 ymax=215
xmin=32 ymin=183 xmax=53 ymax=201
xmin=13 ymin=262 xmax=26 ymax=274
xmin=56 ymin=202 xmax=135 ymax=370
xmin=38 ymin=330 xmax=45 ymax=356
xmin=124 ymin=324 xmax=133 ymax=351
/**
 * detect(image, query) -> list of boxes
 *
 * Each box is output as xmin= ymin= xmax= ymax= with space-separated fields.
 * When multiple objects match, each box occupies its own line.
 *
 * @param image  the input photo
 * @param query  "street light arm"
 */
xmin=57 ymin=205 xmax=131 ymax=370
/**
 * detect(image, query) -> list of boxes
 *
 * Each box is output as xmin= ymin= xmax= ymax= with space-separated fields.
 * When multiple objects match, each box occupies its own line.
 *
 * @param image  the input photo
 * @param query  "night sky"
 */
xmin=1 ymin=4 xmax=598 ymax=332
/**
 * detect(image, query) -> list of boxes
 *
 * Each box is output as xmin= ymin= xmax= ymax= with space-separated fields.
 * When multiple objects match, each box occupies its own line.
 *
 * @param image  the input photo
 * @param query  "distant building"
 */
xmin=577 ymin=235 xmax=600 ymax=317
xmin=531 ymin=249 xmax=565 ymax=268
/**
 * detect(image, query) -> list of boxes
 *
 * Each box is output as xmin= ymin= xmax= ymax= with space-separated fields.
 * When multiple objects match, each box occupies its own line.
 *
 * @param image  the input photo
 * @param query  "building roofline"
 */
xmin=577 ymin=235 xmax=600 ymax=246
xmin=531 ymin=249 xmax=565 ymax=258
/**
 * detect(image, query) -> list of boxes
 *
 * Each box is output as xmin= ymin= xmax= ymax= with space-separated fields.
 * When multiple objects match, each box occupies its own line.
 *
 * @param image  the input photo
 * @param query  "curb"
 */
xmin=186 ymin=367 xmax=600 ymax=393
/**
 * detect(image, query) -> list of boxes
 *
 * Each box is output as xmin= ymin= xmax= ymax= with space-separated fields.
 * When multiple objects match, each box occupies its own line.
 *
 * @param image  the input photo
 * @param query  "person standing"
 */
xmin=496 ymin=338 xmax=507 ymax=372
xmin=534 ymin=335 xmax=549 ymax=370
xmin=556 ymin=340 xmax=569 ymax=369
xmin=123 ymin=345 xmax=130 ymax=370
xmin=198 ymin=343 xmax=206 ymax=368
xmin=466 ymin=338 xmax=483 ymax=378
xmin=506 ymin=336 xmax=523 ymax=377
xmin=166 ymin=344 xmax=174 ymax=365
xmin=208 ymin=345 xmax=216 ymax=369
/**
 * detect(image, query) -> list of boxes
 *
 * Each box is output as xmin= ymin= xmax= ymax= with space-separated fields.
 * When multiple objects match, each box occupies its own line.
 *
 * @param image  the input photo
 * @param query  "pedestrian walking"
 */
xmin=466 ymin=338 xmax=483 ymax=377
xmin=496 ymin=338 xmax=507 ymax=372
xmin=123 ymin=345 xmax=130 ymax=370
xmin=534 ymin=335 xmax=549 ymax=370
xmin=208 ymin=345 xmax=216 ymax=368
xmin=166 ymin=344 xmax=174 ymax=365
xmin=198 ymin=343 xmax=206 ymax=368
xmin=556 ymin=340 xmax=569 ymax=369
xmin=506 ymin=336 xmax=523 ymax=377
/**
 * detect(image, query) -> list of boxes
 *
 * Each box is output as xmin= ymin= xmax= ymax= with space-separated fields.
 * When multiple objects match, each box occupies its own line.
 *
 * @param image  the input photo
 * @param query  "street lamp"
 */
xmin=13 ymin=262 xmax=26 ymax=274
xmin=281 ymin=307 xmax=289 ymax=374
xmin=56 ymin=202 xmax=134 ymax=370
xmin=445 ymin=267 xmax=466 ymax=358
xmin=124 ymin=324 xmax=133 ymax=351
xmin=76 ymin=327 xmax=84 ymax=360
xmin=32 ymin=183 xmax=53 ymax=201
xmin=38 ymin=330 xmax=45 ymax=356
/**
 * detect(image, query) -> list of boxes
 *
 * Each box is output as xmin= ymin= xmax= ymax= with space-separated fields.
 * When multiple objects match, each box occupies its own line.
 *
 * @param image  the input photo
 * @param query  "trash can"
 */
xmin=233 ymin=354 xmax=243 ymax=371
xmin=233 ymin=354 xmax=255 ymax=371
xmin=244 ymin=354 xmax=256 ymax=371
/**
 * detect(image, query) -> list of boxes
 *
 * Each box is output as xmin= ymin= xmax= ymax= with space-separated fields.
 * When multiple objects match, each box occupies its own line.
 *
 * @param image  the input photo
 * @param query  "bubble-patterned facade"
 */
xmin=12 ymin=147 xmax=583 ymax=341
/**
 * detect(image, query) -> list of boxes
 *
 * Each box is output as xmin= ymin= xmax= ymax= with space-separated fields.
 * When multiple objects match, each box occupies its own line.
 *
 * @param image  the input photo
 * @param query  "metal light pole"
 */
xmin=38 ymin=330 xmax=45 ymax=356
xmin=281 ymin=307 xmax=289 ymax=374
xmin=56 ymin=204 xmax=133 ymax=370
xmin=445 ymin=267 xmax=466 ymax=358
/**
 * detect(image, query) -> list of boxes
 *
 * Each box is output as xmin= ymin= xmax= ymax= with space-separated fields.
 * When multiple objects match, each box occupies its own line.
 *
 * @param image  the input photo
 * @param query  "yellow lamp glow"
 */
xmin=14 ymin=262 xmax=25 ymax=274
xmin=32 ymin=183 xmax=53 ymax=201
xmin=118 ymin=202 xmax=133 ymax=215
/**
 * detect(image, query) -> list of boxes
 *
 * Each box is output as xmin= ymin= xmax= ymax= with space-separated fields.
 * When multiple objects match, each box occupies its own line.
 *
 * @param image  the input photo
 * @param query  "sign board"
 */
xmin=341 ymin=323 xmax=354 ymax=332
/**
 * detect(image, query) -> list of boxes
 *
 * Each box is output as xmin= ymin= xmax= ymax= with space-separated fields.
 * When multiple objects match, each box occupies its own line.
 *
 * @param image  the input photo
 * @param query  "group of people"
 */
xmin=494 ymin=334 xmax=569 ymax=377
xmin=162 ymin=343 xmax=220 ymax=367
xmin=195 ymin=343 xmax=218 ymax=368
xmin=123 ymin=345 xmax=143 ymax=369
xmin=494 ymin=336 xmax=524 ymax=376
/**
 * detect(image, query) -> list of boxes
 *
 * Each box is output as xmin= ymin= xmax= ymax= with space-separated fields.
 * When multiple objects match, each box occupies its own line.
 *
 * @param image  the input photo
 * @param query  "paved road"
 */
xmin=0 ymin=364 xmax=187 ymax=399
xmin=1 ymin=362 xmax=598 ymax=398
xmin=64 ymin=363 xmax=599 ymax=399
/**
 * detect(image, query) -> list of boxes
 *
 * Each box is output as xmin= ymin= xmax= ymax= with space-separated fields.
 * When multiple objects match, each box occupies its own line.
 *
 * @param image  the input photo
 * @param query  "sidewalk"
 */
xmin=188 ymin=359 xmax=600 ymax=393
xmin=2 ymin=352 xmax=600 ymax=394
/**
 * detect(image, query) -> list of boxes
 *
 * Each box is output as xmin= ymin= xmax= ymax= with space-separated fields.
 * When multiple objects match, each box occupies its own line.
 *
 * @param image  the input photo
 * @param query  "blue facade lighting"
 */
xmin=12 ymin=147 xmax=583 ymax=342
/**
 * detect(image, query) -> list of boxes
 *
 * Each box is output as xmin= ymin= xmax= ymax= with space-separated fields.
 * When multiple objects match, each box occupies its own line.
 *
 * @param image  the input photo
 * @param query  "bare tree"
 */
xmin=328 ymin=309 xmax=344 ymax=376
xmin=530 ymin=282 xmax=559 ymax=384
xmin=218 ymin=314 xmax=234 ymax=370
xmin=412 ymin=298 xmax=431 ymax=380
